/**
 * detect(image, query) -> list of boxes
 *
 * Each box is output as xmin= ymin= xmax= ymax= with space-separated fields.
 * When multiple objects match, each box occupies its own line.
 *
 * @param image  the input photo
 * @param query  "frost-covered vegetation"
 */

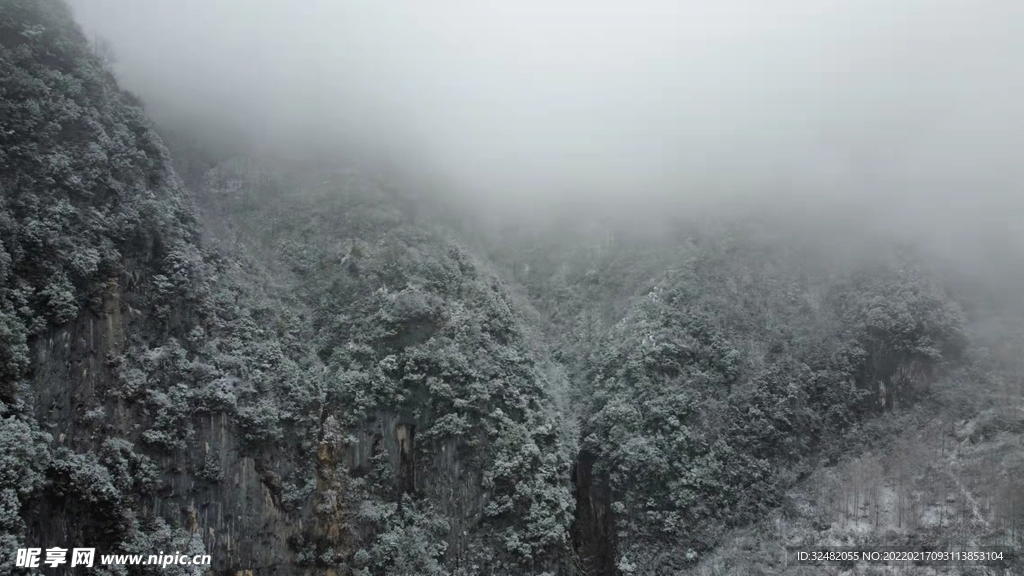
xmin=1 ymin=1 xmax=1019 ymax=575
xmin=491 ymin=222 xmax=971 ymax=573
xmin=1 ymin=3 xmax=574 ymax=572
xmin=197 ymin=161 xmax=576 ymax=573
xmin=0 ymin=0 xmax=218 ymax=567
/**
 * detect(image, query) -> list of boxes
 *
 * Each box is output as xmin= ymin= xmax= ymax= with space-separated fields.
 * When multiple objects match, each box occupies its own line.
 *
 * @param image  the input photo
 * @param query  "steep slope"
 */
xmin=682 ymin=398 xmax=1024 ymax=574
xmin=195 ymin=159 xmax=577 ymax=575
xmin=4 ymin=2 xmax=1018 ymax=575
xmin=0 ymin=0 xmax=323 ymax=571
xmin=491 ymin=221 xmax=973 ymax=574
xmin=0 ymin=3 xmax=575 ymax=575
xmin=677 ymin=287 xmax=1024 ymax=575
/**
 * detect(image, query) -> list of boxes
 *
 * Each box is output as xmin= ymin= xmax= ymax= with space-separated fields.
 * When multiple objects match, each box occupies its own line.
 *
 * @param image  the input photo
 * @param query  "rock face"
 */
xmin=2 ymin=2 xmax=980 ymax=575
xmin=1 ymin=4 xmax=578 ymax=574
xmin=572 ymin=451 xmax=618 ymax=576
xmin=185 ymin=160 xmax=580 ymax=575
xmin=22 ymin=289 xmax=304 ymax=573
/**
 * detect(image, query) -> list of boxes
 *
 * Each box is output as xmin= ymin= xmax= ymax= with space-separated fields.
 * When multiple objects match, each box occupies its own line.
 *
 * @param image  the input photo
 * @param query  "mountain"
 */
xmin=2 ymin=2 xmax=1022 ymax=575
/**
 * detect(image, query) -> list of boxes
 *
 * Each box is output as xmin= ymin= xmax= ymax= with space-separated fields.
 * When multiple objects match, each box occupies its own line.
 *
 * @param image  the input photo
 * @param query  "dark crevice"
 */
xmin=571 ymin=450 xmax=618 ymax=576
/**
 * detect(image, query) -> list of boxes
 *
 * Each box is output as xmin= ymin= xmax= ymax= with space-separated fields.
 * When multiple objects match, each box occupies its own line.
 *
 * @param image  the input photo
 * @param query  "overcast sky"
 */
xmin=68 ymin=0 xmax=1022 ymax=232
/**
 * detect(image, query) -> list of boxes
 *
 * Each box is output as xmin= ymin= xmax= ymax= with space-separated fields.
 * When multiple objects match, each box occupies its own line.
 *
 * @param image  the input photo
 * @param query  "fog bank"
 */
xmin=68 ymin=0 xmax=1023 ymax=237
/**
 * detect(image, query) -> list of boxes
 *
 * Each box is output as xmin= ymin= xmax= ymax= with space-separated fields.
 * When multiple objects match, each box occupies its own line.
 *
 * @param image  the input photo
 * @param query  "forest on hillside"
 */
xmin=2 ymin=1 xmax=1024 ymax=575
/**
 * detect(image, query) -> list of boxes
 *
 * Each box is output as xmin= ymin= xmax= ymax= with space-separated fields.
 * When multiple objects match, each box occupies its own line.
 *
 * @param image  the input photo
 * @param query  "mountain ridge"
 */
xmin=2 ymin=2 xmax=1022 ymax=575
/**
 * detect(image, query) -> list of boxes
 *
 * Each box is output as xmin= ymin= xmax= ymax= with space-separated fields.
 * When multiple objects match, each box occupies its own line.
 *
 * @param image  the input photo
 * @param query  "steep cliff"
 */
xmin=3 ymin=2 xmax=1014 ymax=575
xmin=194 ymin=160 xmax=577 ymax=575
xmin=1 ymin=0 xmax=315 ymax=571
xmin=0 ymin=2 xmax=575 ymax=574
xmin=492 ymin=223 xmax=972 ymax=574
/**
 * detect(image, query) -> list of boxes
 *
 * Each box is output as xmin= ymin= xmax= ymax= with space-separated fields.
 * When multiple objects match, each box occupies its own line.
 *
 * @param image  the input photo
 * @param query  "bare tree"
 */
xmin=90 ymin=34 xmax=117 ymax=72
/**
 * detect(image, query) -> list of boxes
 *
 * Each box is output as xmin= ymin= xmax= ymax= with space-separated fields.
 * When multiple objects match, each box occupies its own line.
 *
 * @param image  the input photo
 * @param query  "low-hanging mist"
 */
xmin=68 ymin=0 xmax=1023 ymax=223
xmin=5 ymin=1 xmax=1024 ymax=574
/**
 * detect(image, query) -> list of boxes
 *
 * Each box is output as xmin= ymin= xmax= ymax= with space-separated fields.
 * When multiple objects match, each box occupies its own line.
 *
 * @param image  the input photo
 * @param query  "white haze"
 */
xmin=68 ymin=0 xmax=1023 ymax=247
